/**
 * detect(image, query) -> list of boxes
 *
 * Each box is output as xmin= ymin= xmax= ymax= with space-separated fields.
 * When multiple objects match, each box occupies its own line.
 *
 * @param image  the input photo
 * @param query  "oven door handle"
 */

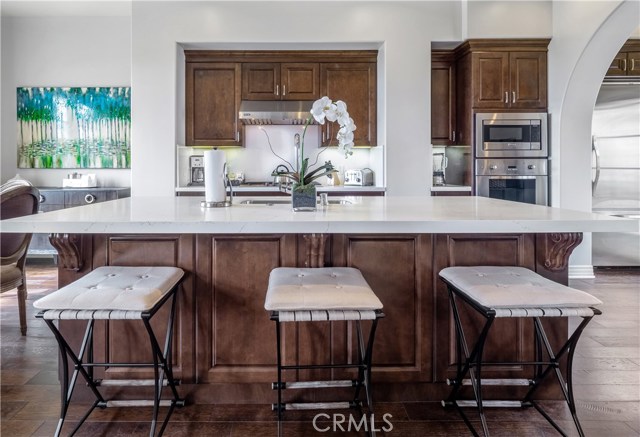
xmin=592 ymin=136 xmax=600 ymax=195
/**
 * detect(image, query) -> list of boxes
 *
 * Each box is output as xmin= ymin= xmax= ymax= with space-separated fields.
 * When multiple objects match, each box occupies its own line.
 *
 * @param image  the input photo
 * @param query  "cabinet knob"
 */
xmin=283 ymin=85 xmax=286 ymax=96
xmin=512 ymin=91 xmax=516 ymax=103
xmin=84 ymin=194 xmax=96 ymax=204
xmin=528 ymin=164 xmax=536 ymax=170
xmin=275 ymin=84 xmax=279 ymax=96
xmin=489 ymin=165 xmax=498 ymax=170
xmin=623 ymin=58 xmax=628 ymax=72
xmin=504 ymin=92 xmax=509 ymax=104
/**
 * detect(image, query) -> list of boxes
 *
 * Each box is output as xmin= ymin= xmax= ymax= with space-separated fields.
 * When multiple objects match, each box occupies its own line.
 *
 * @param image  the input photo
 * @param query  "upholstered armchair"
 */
xmin=1 ymin=182 xmax=40 ymax=335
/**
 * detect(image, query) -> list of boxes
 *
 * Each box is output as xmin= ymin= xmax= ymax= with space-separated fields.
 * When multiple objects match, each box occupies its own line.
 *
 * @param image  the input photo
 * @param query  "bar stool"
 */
xmin=33 ymin=266 xmax=186 ymax=437
xmin=439 ymin=266 xmax=602 ymax=437
xmin=264 ymin=267 xmax=384 ymax=424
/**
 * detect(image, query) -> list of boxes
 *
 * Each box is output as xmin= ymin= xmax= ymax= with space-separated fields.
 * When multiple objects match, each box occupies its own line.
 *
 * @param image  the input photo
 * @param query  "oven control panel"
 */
xmin=476 ymin=159 xmax=548 ymax=176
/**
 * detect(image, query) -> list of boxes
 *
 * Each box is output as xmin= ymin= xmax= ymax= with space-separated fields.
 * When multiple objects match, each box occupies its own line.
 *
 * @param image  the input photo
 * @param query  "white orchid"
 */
xmin=272 ymin=96 xmax=355 ymax=188
xmin=311 ymin=96 xmax=334 ymax=125
xmin=309 ymin=96 xmax=356 ymax=158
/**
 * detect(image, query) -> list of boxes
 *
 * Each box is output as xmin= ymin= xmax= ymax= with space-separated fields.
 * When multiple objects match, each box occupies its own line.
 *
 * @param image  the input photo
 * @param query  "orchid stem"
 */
xmin=260 ymin=127 xmax=295 ymax=171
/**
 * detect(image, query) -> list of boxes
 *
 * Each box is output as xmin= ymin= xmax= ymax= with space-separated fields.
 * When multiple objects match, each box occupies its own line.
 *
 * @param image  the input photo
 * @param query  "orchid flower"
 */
xmin=311 ymin=96 xmax=333 ymax=124
xmin=274 ymin=96 xmax=355 ymax=186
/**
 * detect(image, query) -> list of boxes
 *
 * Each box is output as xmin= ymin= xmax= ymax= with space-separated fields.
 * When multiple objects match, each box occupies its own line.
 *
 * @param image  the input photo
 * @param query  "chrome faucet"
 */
xmin=294 ymin=133 xmax=301 ymax=172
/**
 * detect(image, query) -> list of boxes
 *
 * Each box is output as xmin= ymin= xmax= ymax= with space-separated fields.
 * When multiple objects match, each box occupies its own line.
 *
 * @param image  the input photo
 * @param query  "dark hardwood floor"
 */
xmin=1 ymin=261 xmax=638 ymax=436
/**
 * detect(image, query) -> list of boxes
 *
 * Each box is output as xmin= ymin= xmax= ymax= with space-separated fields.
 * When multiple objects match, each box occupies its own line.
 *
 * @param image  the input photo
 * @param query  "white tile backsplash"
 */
xmin=223 ymin=125 xmax=380 ymax=185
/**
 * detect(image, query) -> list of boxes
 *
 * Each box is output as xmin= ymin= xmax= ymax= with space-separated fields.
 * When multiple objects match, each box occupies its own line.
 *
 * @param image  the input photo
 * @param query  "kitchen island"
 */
xmin=3 ymin=196 xmax=637 ymax=403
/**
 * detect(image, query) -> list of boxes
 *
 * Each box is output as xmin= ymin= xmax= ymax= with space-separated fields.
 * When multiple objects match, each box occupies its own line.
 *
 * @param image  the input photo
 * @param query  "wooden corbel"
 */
xmin=49 ymin=233 xmax=83 ymax=271
xmin=303 ymin=233 xmax=328 ymax=268
xmin=542 ymin=232 xmax=583 ymax=271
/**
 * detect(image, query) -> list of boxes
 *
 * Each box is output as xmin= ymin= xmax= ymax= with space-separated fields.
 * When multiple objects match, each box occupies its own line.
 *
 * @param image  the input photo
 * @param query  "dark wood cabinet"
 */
xmin=606 ymin=40 xmax=640 ymax=77
xmin=431 ymin=190 xmax=471 ymax=196
xmin=185 ymin=62 xmax=242 ymax=147
xmin=431 ymin=51 xmax=457 ymax=145
xmin=320 ymin=62 xmax=377 ymax=147
xmin=471 ymin=50 xmax=546 ymax=110
xmin=185 ymin=51 xmax=377 ymax=149
xmin=454 ymin=40 xmax=549 ymax=112
xmin=242 ymin=62 xmax=319 ymax=100
xmin=29 ymin=187 xmax=130 ymax=257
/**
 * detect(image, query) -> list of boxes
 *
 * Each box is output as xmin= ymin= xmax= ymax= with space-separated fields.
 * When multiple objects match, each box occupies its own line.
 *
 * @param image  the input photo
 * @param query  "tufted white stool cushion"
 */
xmin=33 ymin=266 xmax=184 ymax=312
xmin=439 ymin=266 xmax=602 ymax=309
xmin=265 ymin=267 xmax=383 ymax=311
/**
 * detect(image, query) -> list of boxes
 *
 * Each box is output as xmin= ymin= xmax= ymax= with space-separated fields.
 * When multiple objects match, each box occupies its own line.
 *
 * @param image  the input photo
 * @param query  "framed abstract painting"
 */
xmin=17 ymin=87 xmax=131 ymax=169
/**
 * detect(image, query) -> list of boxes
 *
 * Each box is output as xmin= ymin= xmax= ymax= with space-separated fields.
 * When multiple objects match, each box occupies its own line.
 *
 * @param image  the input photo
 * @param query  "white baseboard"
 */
xmin=569 ymin=265 xmax=595 ymax=279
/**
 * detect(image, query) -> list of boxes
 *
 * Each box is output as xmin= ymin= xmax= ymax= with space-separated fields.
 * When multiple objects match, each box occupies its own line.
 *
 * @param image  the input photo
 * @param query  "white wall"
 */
xmin=0 ymin=16 xmax=131 ymax=187
xmin=467 ymin=1 xmax=552 ymax=38
xmin=548 ymin=0 xmax=639 ymax=275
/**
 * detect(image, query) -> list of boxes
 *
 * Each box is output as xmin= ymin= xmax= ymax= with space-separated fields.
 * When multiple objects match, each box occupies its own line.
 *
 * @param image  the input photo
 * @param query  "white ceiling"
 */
xmin=0 ymin=1 xmax=132 ymax=17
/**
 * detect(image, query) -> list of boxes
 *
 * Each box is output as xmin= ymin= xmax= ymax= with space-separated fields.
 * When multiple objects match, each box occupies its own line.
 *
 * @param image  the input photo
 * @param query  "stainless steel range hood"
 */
xmin=238 ymin=100 xmax=315 ymax=125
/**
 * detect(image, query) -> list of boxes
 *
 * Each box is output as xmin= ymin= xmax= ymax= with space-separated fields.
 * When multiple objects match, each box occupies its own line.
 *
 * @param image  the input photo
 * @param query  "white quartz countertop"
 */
xmin=430 ymin=185 xmax=472 ymax=192
xmin=2 ymin=196 xmax=638 ymax=235
xmin=176 ymin=185 xmax=385 ymax=193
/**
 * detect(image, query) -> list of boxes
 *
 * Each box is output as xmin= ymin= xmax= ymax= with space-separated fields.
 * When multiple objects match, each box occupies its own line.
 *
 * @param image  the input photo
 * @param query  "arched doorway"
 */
xmin=551 ymin=0 xmax=640 ymax=276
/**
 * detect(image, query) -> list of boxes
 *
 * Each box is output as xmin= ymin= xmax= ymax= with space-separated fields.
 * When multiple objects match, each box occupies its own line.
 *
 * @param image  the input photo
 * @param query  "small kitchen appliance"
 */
xmin=432 ymin=153 xmax=447 ymax=186
xmin=189 ymin=155 xmax=205 ymax=186
xmin=344 ymin=169 xmax=374 ymax=186
xmin=475 ymin=113 xmax=548 ymax=158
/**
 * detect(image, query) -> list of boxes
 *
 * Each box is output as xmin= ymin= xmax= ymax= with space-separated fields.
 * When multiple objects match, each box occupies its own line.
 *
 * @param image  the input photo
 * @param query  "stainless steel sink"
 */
xmin=240 ymin=199 xmax=352 ymax=205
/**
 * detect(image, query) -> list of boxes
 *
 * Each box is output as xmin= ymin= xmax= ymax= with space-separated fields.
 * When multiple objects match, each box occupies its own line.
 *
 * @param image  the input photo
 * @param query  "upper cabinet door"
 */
xmin=431 ymin=57 xmax=456 ymax=145
xmin=509 ymin=51 xmax=547 ymax=109
xmin=607 ymin=52 xmax=628 ymax=76
xmin=627 ymin=52 xmax=640 ymax=76
xmin=242 ymin=63 xmax=280 ymax=100
xmin=186 ymin=62 xmax=242 ymax=146
xmin=320 ymin=63 xmax=377 ymax=147
xmin=605 ymin=40 xmax=640 ymax=77
xmin=281 ymin=63 xmax=320 ymax=100
xmin=472 ymin=52 xmax=509 ymax=109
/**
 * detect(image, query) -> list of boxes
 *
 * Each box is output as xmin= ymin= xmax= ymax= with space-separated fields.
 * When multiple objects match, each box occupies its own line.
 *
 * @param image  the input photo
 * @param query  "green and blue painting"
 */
xmin=17 ymin=87 xmax=131 ymax=169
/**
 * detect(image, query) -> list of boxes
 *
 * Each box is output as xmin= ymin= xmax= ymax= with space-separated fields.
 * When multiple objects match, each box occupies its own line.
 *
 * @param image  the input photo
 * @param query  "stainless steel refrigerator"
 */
xmin=591 ymin=82 xmax=640 ymax=266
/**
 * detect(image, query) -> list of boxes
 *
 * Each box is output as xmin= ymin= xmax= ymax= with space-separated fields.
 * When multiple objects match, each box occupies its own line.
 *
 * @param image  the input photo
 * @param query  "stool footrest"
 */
xmin=275 ymin=380 xmax=356 ymax=390
xmin=447 ymin=378 xmax=532 ymax=386
xmin=96 ymin=379 xmax=179 ymax=387
xmin=443 ymin=400 xmax=526 ymax=408
xmin=283 ymin=401 xmax=354 ymax=410
xmin=100 ymin=400 xmax=183 ymax=408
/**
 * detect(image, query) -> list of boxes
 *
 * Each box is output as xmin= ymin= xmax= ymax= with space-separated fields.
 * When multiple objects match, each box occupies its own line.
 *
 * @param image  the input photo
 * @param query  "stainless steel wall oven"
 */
xmin=475 ymin=113 xmax=549 ymax=206
xmin=476 ymin=159 xmax=548 ymax=206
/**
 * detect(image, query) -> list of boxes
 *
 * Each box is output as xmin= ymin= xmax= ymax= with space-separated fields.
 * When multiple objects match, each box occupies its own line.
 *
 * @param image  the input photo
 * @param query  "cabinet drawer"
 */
xmin=38 ymin=190 xmax=64 ymax=206
xmin=64 ymin=190 xmax=109 ymax=206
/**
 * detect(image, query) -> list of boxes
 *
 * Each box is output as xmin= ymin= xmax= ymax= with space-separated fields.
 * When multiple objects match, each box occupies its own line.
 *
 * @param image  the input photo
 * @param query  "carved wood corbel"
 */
xmin=49 ymin=233 xmax=83 ymax=271
xmin=542 ymin=232 xmax=583 ymax=271
xmin=303 ymin=233 xmax=328 ymax=268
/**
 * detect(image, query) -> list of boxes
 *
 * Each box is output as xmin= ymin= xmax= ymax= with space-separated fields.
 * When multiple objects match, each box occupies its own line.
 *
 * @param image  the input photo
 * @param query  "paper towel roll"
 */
xmin=204 ymin=149 xmax=227 ymax=203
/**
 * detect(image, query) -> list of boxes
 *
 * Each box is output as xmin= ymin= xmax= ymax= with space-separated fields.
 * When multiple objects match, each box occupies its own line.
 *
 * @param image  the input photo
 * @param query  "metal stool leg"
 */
xmin=274 ymin=316 xmax=283 ymax=421
xmin=524 ymin=315 xmax=594 ymax=437
xmin=142 ymin=288 xmax=184 ymax=437
xmin=443 ymin=288 xmax=495 ymax=437
xmin=43 ymin=319 xmax=105 ymax=437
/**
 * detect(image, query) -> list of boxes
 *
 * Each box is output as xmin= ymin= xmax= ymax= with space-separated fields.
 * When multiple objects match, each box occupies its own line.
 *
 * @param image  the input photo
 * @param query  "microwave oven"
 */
xmin=475 ymin=113 xmax=548 ymax=158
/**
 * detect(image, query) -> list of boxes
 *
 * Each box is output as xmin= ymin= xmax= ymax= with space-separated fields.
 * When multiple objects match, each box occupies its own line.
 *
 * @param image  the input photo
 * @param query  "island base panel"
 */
xmin=56 ymin=232 xmax=575 ymax=402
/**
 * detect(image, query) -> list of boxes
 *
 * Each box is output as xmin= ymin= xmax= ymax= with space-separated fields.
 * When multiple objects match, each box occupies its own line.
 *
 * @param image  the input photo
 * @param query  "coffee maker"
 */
xmin=189 ymin=155 xmax=205 ymax=186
